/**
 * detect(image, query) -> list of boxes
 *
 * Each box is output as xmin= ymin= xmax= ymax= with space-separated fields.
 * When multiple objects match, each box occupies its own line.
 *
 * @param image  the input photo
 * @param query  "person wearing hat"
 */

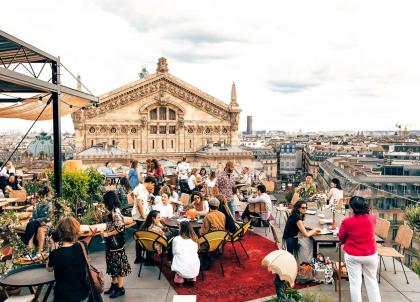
xmin=200 ymin=198 xmax=226 ymax=235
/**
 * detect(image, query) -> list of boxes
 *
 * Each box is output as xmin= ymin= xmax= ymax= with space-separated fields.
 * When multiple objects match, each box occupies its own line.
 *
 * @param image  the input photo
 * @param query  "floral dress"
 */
xmin=105 ymin=208 xmax=131 ymax=277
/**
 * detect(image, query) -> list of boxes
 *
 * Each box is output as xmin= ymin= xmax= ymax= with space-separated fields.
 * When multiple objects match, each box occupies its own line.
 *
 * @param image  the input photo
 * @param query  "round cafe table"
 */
xmin=0 ymin=264 xmax=55 ymax=302
xmin=163 ymin=217 xmax=203 ymax=231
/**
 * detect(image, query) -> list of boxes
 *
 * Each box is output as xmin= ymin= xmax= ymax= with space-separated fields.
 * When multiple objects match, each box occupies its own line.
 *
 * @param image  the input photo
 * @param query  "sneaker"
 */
xmin=109 ymin=286 xmax=125 ymax=299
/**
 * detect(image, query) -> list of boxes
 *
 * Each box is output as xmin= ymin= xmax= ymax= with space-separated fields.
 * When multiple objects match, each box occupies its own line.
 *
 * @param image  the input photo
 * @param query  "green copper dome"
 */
xmin=27 ymin=132 xmax=54 ymax=157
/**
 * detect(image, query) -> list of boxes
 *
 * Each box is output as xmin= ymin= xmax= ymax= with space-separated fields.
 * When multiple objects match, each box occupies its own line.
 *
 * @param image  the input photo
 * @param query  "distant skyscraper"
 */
xmin=247 ymin=116 xmax=253 ymax=134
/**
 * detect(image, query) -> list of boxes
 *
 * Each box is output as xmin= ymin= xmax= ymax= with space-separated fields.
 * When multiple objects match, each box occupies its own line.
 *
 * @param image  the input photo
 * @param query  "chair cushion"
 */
xmin=377 ymin=246 xmax=404 ymax=258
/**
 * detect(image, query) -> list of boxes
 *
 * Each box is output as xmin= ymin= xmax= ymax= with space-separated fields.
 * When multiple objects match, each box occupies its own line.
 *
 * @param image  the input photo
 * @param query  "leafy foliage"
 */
xmin=411 ymin=261 xmax=420 ymax=277
xmin=23 ymin=180 xmax=45 ymax=195
xmin=404 ymin=205 xmax=420 ymax=233
xmin=86 ymin=166 xmax=104 ymax=200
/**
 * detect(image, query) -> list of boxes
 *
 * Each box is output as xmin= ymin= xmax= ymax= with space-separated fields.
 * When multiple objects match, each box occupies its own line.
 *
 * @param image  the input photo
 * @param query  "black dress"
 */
xmin=105 ymin=208 xmax=131 ymax=277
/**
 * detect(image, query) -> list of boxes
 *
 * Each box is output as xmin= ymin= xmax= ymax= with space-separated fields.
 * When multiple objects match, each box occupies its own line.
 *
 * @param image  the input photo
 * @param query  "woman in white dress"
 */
xmin=171 ymin=221 xmax=200 ymax=284
xmin=327 ymin=178 xmax=344 ymax=207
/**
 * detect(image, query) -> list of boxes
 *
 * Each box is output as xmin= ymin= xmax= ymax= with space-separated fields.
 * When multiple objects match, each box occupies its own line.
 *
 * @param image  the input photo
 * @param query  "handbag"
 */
xmin=79 ymin=242 xmax=105 ymax=293
xmin=312 ymin=253 xmax=333 ymax=284
xmin=296 ymin=262 xmax=314 ymax=284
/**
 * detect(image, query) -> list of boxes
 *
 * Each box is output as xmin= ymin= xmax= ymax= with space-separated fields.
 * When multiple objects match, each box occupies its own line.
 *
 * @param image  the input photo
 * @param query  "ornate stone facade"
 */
xmin=72 ymin=58 xmax=245 ymax=166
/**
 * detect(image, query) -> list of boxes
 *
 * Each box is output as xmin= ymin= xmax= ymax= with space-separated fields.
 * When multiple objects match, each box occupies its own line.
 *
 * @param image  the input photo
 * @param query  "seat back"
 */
xmin=269 ymin=222 xmax=282 ymax=249
xmin=248 ymin=201 xmax=268 ymax=214
xmin=126 ymin=192 xmax=135 ymax=205
xmin=306 ymin=201 xmax=317 ymax=209
xmin=395 ymin=225 xmax=413 ymax=250
xmin=179 ymin=193 xmax=190 ymax=207
xmin=133 ymin=230 xmax=168 ymax=253
xmin=9 ymin=190 xmax=27 ymax=202
xmin=231 ymin=220 xmax=252 ymax=242
xmin=199 ymin=230 xmax=228 ymax=253
xmin=262 ymin=180 xmax=275 ymax=193
xmin=375 ymin=218 xmax=391 ymax=241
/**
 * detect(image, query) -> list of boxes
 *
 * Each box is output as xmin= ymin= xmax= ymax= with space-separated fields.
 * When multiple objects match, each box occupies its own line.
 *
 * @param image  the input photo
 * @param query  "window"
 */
xmin=150 ymin=125 xmax=157 ymax=134
xmin=112 ymin=140 xmax=115 ymax=146
xmin=159 ymin=126 xmax=166 ymax=134
xmin=190 ymin=140 xmax=192 ymax=149
xmin=393 ymin=214 xmax=398 ymax=222
xmin=169 ymin=109 xmax=176 ymax=120
xmin=162 ymin=140 xmax=164 ymax=149
xmin=91 ymin=140 xmax=94 ymax=147
xmin=169 ymin=125 xmax=176 ymax=134
xmin=152 ymin=140 xmax=155 ymax=149
xmin=110 ymin=127 xmax=116 ymax=134
xmin=159 ymin=107 xmax=167 ymax=120
xmin=150 ymin=108 xmax=157 ymax=120
xmin=133 ymin=140 xmax=135 ymax=149
xmin=379 ymin=213 xmax=384 ymax=219
xmin=171 ymin=140 xmax=174 ymax=148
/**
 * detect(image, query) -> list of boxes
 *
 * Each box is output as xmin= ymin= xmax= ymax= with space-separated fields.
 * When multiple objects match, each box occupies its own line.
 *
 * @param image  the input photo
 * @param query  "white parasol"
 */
xmin=261 ymin=250 xmax=298 ymax=288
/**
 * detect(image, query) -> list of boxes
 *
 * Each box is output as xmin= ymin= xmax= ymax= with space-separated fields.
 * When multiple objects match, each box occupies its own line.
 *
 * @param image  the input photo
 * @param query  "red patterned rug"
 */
xmin=162 ymin=231 xmax=287 ymax=302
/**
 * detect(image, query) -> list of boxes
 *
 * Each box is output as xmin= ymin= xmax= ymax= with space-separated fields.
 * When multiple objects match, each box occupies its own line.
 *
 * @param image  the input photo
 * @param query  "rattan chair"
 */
xmin=248 ymin=201 xmax=270 ymax=235
xmin=274 ymin=205 xmax=288 ymax=226
xmin=133 ymin=230 xmax=172 ymax=279
xmin=179 ymin=193 xmax=190 ymax=207
xmin=377 ymin=224 xmax=413 ymax=284
xmin=375 ymin=218 xmax=391 ymax=270
xmin=227 ymin=220 xmax=252 ymax=266
xmin=198 ymin=230 xmax=229 ymax=279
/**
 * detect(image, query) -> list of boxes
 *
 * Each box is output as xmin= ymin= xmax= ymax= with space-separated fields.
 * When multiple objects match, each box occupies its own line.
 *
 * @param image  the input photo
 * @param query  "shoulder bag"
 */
xmin=79 ymin=242 xmax=105 ymax=294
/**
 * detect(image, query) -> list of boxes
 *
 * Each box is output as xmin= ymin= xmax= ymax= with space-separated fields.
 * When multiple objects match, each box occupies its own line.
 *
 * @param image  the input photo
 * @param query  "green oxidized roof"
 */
xmin=27 ymin=132 xmax=53 ymax=157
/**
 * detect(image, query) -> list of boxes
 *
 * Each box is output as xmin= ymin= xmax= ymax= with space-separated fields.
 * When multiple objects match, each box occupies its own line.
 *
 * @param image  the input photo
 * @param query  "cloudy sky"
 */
xmin=1 ymin=0 xmax=420 ymax=133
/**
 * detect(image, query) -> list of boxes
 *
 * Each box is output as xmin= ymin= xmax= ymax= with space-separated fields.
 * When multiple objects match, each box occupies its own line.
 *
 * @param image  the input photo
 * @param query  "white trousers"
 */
xmin=344 ymin=253 xmax=381 ymax=302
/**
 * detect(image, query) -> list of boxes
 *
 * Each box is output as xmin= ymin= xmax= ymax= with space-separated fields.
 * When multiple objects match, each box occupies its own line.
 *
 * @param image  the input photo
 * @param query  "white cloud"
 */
xmin=1 ymin=0 xmax=420 ymax=133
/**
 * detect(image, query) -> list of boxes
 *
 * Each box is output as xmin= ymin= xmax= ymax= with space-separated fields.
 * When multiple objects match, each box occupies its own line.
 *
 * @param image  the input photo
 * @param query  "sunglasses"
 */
xmin=300 ymin=206 xmax=308 ymax=209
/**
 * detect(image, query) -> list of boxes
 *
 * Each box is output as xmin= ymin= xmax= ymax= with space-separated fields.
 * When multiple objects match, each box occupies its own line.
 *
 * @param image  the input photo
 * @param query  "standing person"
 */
xmin=116 ymin=176 xmax=131 ymax=206
xmin=205 ymin=171 xmax=217 ymax=195
xmin=47 ymin=217 xmax=99 ymax=302
xmin=188 ymin=168 xmax=200 ymax=193
xmin=327 ymin=178 xmax=344 ymax=206
xmin=197 ymin=168 xmax=207 ymax=191
xmin=146 ymin=159 xmax=153 ymax=175
xmin=217 ymin=162 xmax=236 ymax=215
xmin=282 ymin=201 xmax=320 ymax=256
xmin=151 ymin=159 xmax=164 ymax=195
xmin=171 ymin=221 xmax=200 ymax=285
xmin=132 ymin=176 xmax=157 ymax=263
xmin=176 ymin=157 xmax=191 ymax=194
xmin=128 ymin=160 xmax=139 ymax=190
xmin=102 ymin=191 xmax=131 ymax=298
xmin=102 ymin=162 xmax=114 ymax=176
xmin=338 ymin=196 xmax=381 ymax=302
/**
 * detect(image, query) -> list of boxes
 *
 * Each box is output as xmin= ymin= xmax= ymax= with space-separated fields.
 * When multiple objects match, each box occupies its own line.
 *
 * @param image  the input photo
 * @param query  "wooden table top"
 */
xmin=304 ymin=209 xmax=384 ymax=243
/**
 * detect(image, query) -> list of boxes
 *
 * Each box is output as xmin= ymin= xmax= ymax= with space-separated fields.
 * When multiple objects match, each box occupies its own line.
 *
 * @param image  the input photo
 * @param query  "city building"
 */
xmin=72 ymin=58 xmax=249 ymax=169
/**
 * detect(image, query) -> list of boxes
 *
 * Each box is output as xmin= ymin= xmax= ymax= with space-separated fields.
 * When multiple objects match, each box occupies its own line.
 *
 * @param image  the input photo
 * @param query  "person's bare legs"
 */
xmin=37 ymin=226 xmax=47 ymax=253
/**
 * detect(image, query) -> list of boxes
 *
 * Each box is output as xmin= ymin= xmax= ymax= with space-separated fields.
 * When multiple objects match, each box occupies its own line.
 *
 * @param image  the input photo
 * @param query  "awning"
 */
xmin=0 ymin=86 xmax=94 ymax=120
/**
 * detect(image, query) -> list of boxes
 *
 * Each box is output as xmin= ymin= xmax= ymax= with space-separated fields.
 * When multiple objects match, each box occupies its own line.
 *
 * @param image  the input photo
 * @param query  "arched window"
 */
xmin=159 ymin=107 xmax=167 ymax=120
xmin=169 ymin=109 xmax=176 ymax=120
xmin=150 ymin=108 xmax=157 ymax=120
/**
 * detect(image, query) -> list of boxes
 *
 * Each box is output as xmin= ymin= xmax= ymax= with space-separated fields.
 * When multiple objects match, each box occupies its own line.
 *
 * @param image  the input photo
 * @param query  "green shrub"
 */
xmin=23 ymin=180 xmax=45 ymax=195
xmin=86 ymin=166 xmax=104 ymax=199
xmin=411 ymin=261 xmax=420 ymax=277
xmin=404 ymin=205 xmax=420 ymax=233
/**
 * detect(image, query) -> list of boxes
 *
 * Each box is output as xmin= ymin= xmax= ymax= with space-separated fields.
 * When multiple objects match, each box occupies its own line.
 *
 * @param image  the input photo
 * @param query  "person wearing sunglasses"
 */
xmin=283 ymin=201 xmax=321 ymax=256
